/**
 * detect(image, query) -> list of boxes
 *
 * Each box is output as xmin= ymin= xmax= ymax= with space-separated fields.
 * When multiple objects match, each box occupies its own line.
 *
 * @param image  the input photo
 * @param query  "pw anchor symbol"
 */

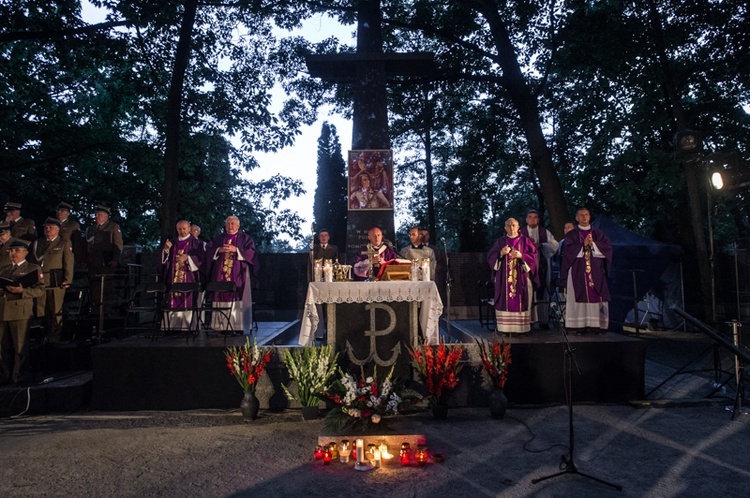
xmin=346 ymin=303 xmax=402 ymax=367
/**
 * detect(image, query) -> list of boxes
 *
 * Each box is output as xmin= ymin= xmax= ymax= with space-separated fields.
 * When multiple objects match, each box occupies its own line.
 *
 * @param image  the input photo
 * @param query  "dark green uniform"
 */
xmin=30 ymin=236 xmax=74 ymax=342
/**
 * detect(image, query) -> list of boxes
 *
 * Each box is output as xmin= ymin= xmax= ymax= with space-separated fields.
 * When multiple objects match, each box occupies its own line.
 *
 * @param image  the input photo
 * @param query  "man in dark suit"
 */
xmin=0 ymin=240 xmax=45 ymax=385
xmin=313 ymin=229 xmax=339 ymax=261
xmin=30 ymin=218 xmax=74 ymax=343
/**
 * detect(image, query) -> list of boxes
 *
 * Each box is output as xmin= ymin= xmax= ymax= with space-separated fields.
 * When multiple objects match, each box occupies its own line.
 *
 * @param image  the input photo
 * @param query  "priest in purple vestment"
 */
xmin=487 ymin=218 xmax=537 ymax=334
xmin=560 ymin=208 xmax=613 ymax=334
xmin=207 ymin=216 xmax=259 ymax=335
xmin=353 ymin=226 xmax=400 ymax=280
xmin=161 ymin=220 xmax=204 ymax=329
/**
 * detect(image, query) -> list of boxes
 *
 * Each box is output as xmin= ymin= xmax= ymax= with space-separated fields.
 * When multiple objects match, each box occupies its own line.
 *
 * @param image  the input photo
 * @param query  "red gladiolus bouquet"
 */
xmin=225 ymin=337 xmax=273 ymax=393
xmin=408 ymin=341 xmax=464 ymax=406
xmin=476 ymin=335 xmax=512 ymax=389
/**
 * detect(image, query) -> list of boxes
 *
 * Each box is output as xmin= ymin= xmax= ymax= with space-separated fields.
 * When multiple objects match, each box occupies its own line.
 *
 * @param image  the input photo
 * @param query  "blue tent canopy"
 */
xmin=592 ymin=216 xmax=683 ymax=330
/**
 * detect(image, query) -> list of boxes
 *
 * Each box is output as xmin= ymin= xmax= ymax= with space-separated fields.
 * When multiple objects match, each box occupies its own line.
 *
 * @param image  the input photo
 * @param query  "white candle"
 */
xmin=355 ymin=438 xmax=365 ymax=464
xmin=373 ymin=449 xmax=381 ymax=468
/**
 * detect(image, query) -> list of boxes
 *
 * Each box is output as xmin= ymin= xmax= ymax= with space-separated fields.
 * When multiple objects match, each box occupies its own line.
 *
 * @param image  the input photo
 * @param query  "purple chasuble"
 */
xmin=164 ymin=236 xmax=203 ymax=309
xmin=561 ymin=227 xmax=613 ymax=303
xmin=487 ymin=235 xmax=537 ymax=312
xmin=208 ymin=231 xmax=258 ymax=303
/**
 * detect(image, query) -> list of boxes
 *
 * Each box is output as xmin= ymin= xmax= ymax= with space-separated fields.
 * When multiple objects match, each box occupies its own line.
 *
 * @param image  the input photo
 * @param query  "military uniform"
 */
xmin=56 ymin=202 xmax=84 ymax=265
xmin=0 ymin=255 xmax=45 ymax=384
xmin=85 ymin=208 xmax=123 ymax=311
xmin=0 ymin=223 xmax=13 ymax=268
xmin=30 ymin=231 xmax=74 ymax=342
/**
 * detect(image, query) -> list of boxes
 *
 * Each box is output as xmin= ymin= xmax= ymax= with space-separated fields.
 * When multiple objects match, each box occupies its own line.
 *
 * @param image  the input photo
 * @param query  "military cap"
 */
xmin=3 ymin=202 xmax=21 ymax=212
xmin=9 ymin=239 xmax=30 ymax=250
xmin=95 ymin=205 xmax=112 ymax=216
xmin=56 ymin=201 xmax=74 ymax=211
xmin=43 ymin=217 xmax=61 ymax=227
xmin=0 ymin=222 xmax=10 ymax=233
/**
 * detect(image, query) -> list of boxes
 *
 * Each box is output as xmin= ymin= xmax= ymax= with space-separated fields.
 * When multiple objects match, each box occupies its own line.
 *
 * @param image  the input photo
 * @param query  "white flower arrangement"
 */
xmin=281 ymin=345 xmax=338 ymax=407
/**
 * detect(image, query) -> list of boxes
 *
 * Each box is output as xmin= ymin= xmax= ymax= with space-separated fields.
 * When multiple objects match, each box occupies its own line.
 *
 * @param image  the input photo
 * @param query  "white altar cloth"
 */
xmin=297 ymin=281 xmax=443 ymax=346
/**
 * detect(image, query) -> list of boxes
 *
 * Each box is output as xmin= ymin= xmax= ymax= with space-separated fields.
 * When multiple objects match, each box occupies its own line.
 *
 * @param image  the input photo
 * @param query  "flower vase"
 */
xmin=488 ymin=387 xmax=508 ymax=419
xmin=301 ymin=405 xmax=319 ymax=421
xmin=240 ymin=391 xmax=260 ymax=421
xmin=431 ymin=404 xmax=449 ymax=420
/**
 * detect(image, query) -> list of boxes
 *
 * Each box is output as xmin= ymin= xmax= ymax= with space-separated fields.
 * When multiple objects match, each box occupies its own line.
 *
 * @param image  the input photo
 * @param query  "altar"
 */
xmin=298 ymin=282 xmax=443 ymax=372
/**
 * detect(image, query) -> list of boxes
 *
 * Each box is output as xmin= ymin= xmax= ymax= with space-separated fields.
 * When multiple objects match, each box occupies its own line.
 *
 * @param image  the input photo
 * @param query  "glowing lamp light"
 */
xmin=355 ymin=438 xmax=365 ymax=464
xmin=415 ymin=444 xmax=428 ymax=466
xmin=323 ymin=448 xmax=332 ymax=465
xmin=710 ymin=171 xmax=725 ymax=190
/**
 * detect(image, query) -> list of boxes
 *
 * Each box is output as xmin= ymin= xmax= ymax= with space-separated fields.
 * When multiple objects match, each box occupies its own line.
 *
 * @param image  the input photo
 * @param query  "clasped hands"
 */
xmin=501 ymin=246 xmax=522 ymax=259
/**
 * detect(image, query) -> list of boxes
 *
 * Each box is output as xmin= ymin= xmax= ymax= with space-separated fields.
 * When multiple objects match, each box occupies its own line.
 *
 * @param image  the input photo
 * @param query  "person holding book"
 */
xmin=30 ymin=218 xmax=74 ymax=343
xmin=0 ymin=239 xmax=45 ymax=385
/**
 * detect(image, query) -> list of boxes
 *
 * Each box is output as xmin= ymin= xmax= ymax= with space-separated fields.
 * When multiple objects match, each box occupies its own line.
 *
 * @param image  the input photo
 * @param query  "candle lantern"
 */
xmin=339 ymin=440 xmax=352 ymax=463
xmin=367 ymin=443 xmax=377 ymax=460
xmin=328 ymin=442 xmax=339 ymax=460
xmin=378 ymin=441 xmax=391 ymax=462
xmin=399 ymin=442 xmax=412 ymax=466
xmin=373 ymin=449 xmax=381 ymax=469
xmin=415 ymin=444 xmax=428 ymax=466
xmin=323 ymin=448 xmax=332 ymax=465
xmin=314 ymin=445 xmax=324 ymax=460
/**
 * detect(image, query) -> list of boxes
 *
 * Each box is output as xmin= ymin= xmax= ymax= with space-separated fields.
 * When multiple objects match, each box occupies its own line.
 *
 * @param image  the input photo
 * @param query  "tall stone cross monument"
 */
xmin=306 ymin=0 xmax=434 ymax=262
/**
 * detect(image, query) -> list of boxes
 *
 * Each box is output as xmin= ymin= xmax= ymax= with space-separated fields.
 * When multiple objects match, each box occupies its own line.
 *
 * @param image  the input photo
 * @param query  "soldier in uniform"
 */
xmin=0 ymin=240 xmax=45 ymax=385
xmin=0 ymin=223 xmax=13 ymax=268
xmin=85 ymin=205 xmax=123 ymax=315
xmin=3 ymin=202 xmax=36 ymax=242
xmin=29 ymin=218 xmax=74 ymax=343
xmin=56 ymin=201 xmax=84 ymax=265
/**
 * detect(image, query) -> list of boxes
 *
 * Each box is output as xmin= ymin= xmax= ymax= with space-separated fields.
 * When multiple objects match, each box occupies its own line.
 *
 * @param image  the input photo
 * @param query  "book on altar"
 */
xmin=377 ymin=259 xmax=412 ymax=281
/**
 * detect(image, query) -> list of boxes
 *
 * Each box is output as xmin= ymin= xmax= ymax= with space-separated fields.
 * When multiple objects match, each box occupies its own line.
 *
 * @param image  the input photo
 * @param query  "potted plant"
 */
xmin=281 ymin=344 xmax=338 ymax=420
xmin=476 ymin=335 xmax=512 ymax=418
xmin=408 ymin=341 xmax=464 ymax=419
xmin=224 ymin=337 xmax=273 ymax=421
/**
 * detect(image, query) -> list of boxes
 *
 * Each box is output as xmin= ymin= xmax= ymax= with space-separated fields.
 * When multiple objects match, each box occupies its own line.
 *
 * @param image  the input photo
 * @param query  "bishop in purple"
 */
xmin=207 ymin=216 xmax=259 ymax=335
xmin=160 ymin=220 xmax=204 ymax=329
xmin=487 ymin=218 xmax=537 ymax=334
xmin=560 ymin=208 xmax=613 ymax=333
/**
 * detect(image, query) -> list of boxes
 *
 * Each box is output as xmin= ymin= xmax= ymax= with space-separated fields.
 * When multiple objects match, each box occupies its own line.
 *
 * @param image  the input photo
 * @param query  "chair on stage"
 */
xmin=198 ymin=281 xmax=238 ymax=339
xmin=478 ymin=279 xmax=496 ymax=331
xmin=123 ymin=281 xmax=167 ymax=338
xmin=160 ymin=282 xmax=202 ymax=340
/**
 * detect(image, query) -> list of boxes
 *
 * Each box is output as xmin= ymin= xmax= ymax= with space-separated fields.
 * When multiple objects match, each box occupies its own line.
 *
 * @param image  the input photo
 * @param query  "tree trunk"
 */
xmin=161 ymin=0 xmax=199 ymax=242
xmin=646 ymin=0 xmax=712 ymax=322
xmin=477 ymin=1 xmax=569 ymax=239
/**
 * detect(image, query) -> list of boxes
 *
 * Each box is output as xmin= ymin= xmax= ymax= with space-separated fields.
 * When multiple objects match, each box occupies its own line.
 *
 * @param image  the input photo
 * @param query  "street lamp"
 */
xmin=707 ymin=151 xmax=750 ymax=191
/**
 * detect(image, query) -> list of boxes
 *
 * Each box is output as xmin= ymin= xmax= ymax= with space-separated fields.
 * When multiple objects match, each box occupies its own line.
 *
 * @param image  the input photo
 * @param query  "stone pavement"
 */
xmin=0 ymin=403 xmax=748 ymax=497
xmin=1 ymin=328 xmax=748 ymax=497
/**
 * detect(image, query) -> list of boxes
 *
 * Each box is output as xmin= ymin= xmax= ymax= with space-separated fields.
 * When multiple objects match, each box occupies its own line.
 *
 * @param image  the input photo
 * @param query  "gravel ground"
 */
xmin=2 ymin=402 xmax=749 ymax=498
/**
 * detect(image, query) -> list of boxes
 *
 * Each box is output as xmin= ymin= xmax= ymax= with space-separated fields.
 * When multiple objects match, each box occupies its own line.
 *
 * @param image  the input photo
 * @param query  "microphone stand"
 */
xmin=532 ymin=304 xmax=622 ymax=491
xmin=442 ymin=238 xmax=452 ymax=336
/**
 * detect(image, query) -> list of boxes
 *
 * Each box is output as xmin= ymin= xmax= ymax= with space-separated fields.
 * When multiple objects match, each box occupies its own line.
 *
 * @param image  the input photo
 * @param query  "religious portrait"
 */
xmin=348 ymin=149 xmax=394 ymax=210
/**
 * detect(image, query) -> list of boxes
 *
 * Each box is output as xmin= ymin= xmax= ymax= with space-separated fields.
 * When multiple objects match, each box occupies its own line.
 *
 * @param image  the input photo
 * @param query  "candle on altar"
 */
xmin=355 ymin=438 xmax=365 ymax=464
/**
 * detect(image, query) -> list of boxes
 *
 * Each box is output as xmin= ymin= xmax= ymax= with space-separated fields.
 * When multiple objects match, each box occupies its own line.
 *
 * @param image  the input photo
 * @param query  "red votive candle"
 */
xmin=314 ymin=445 xmax=324 ymax=460
xmin=323 ymin=448 xmax=332 ymax=465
